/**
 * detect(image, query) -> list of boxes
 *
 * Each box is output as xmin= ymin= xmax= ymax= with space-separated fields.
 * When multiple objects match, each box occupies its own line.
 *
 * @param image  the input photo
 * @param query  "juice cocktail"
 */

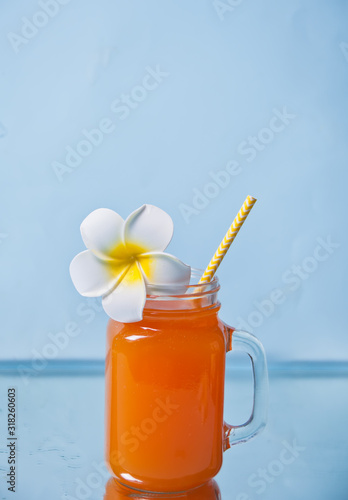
xmin=105 ymin=290 xmax=226 ymax=493
xmin=68 ymin=205 xmax=268 ymax=494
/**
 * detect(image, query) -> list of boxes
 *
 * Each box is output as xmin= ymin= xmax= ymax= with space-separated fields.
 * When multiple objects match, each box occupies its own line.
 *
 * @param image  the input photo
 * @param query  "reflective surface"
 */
xmin=103 ymin=477 xmax=221 ymax=499
xmin=0 ymin=362 xmax=348 ymax=499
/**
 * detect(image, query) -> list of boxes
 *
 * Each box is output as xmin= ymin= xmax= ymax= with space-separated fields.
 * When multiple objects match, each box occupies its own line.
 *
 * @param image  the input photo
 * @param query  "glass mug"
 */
xmin=105 ymin=270 xmax=268 ymax=494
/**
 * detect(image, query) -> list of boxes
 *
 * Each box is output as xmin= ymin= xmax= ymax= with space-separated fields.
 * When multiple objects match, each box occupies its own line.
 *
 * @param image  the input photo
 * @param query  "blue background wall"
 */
xmin=1 ymin=0 xmax=347 ymax=362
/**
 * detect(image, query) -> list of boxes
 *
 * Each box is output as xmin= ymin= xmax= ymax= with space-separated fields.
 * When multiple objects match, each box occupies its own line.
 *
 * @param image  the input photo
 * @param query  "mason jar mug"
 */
xmin=105 ymin=271 xmax=269 ymax=494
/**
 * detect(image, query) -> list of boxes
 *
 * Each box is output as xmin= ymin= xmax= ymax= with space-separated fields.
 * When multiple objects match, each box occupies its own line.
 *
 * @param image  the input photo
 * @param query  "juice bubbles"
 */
xmin=105 ymin=291 xmax=227 ymax=493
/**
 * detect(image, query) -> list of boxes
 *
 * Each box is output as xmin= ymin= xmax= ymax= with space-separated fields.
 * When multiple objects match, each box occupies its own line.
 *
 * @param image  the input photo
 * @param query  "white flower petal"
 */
xmin=80 ymin=208 xmax=128 ymax=260
xmin=138 ymin=252 xmax=191 ymax=288
xmin=70 ymin=250 xmax=129 ymax=297
xmin=124 ymin=205 xmax=173 ymax=254
xmin=102 ymin=262 xmax=146 ymax=322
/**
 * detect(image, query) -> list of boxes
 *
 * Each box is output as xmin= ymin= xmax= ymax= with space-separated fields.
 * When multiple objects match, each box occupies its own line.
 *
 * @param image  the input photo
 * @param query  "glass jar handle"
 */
xmin=223 ymin=326 xmax=269 ymax=450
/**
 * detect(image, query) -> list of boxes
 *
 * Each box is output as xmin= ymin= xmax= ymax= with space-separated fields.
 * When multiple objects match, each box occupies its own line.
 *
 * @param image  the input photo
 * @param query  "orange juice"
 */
xmin=105 ymin=297 xmax=227 ymax=493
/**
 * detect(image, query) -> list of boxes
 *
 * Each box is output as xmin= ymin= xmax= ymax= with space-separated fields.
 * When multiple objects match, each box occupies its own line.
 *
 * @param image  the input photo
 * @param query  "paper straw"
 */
xmin=199 ymin=195 xmax=257 ymax=283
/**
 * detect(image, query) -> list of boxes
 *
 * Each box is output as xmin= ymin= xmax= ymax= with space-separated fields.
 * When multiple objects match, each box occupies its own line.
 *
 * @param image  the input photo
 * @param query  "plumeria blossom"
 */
xmin=70 ymin=205 xmax=191 ymax=323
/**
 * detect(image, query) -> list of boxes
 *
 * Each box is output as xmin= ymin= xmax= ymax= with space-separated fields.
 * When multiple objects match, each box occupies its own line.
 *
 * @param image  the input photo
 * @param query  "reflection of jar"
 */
xmin=103 ymin=477 xmax=221 ymax=500
xmin=105 ymin=271 xmax=268 ymax=493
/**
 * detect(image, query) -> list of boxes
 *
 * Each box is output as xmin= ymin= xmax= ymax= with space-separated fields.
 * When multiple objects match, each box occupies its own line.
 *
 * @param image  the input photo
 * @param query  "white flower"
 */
xmin=69 ymin=205 xmax=191 ymax=323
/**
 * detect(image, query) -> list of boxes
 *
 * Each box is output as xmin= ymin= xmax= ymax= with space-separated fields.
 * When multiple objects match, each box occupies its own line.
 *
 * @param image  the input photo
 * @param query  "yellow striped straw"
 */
xmin=199 ymin=195 xmax=257 ymax=283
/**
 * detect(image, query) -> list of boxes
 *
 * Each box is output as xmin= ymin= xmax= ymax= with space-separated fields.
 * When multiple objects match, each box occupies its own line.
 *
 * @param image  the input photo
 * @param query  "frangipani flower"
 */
xmin=70 ymin=205 xmax=191 ymax=322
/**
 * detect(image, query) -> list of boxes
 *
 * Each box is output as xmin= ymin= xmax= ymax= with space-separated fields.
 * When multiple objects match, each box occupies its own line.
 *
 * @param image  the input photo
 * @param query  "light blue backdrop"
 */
xmin=0 ymin=0 xmax=347 ymax=362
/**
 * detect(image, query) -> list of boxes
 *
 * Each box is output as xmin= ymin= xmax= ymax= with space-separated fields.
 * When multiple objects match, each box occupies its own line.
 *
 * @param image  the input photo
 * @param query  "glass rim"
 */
xmin=146 ymin=268 xmax=220 ymax=300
